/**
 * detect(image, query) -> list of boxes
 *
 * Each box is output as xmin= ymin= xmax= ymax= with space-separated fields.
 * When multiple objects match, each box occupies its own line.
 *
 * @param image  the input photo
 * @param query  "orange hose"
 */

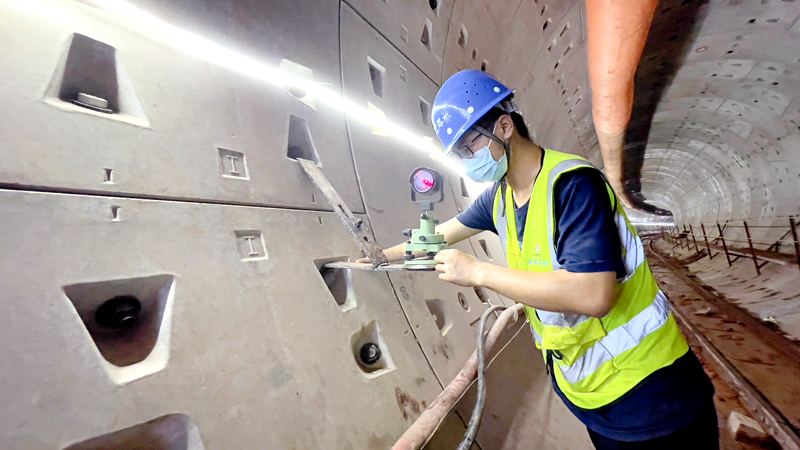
xmin=391 ymin=303 xmax=525 ymax=450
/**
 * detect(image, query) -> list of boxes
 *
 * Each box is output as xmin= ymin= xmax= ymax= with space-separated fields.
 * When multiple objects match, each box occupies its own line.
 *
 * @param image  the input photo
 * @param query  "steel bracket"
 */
xmin=297 ymin=158 xmax=389 ymax=266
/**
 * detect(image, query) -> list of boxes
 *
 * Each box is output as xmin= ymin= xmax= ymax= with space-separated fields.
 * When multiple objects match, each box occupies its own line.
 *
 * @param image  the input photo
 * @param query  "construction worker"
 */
xmin=379 ymin=70 xmax=718 ymax=449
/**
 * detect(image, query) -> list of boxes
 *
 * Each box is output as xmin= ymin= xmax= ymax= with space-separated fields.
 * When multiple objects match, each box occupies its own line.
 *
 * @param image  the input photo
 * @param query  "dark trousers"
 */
xmin=588 ymin=398 xmax=719 ymax=450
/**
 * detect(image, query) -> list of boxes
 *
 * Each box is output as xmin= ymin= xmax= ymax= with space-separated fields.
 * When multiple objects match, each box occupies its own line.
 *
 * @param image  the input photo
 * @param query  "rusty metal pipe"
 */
xmin=391 ymin=303 xmax=525 ymax=450
xmin=586 ymin=0 xmax=659 ymax=207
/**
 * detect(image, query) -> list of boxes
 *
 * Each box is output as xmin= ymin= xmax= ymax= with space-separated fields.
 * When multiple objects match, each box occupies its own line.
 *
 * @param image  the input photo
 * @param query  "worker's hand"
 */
xmin=355 ymin=257 xmax=370 ymax=264
xmin=434 ymin=249 xmax=485 ymax=287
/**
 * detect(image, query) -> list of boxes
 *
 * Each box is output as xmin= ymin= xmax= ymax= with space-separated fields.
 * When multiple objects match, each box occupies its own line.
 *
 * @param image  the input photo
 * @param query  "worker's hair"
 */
xmin=473 ymin=97 xmax=531 ymax=141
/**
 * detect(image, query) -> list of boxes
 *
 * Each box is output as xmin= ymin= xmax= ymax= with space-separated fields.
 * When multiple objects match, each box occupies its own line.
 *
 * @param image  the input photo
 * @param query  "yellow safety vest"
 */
xmin=492 ymin=149 xmax=688 ymax=409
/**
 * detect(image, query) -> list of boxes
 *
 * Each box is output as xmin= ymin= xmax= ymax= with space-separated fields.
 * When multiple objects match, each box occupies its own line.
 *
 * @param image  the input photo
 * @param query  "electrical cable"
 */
xmin=457 ymin=305 xmax=508 ymax=450
xmin=416 ymin=315 xmax=527 ymax=450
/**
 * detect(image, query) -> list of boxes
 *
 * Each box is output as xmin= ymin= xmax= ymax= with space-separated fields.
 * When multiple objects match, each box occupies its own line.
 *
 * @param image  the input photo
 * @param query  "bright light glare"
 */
xmin=75 ymin=0 xmax=467 ymax=175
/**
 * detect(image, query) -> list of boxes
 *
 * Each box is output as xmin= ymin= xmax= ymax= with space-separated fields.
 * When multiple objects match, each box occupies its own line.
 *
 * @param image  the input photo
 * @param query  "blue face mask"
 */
xmin=460 ymin=126 xmax=508 ymax=183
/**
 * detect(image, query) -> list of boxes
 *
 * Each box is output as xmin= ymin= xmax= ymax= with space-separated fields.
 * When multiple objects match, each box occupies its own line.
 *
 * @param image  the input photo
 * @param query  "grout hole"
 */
xmin=62 ymin=274 xmax=176 ymax=384
xmin=351 ymin=321 xmax=395 ymax=378
xmin=458 ymin=292 xmax=470 ymax=311
xmin=103 ymin=168 xmax=113 ymax=184
xmin=111 ymin=205 xmax=121 ymax=221
xmin=458 ymin=26 xmax=468 ymax=48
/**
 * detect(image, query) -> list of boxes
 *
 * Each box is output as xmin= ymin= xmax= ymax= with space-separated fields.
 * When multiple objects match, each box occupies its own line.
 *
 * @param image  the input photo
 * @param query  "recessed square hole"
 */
xmin=419 ymin=97 xmax=431 ymax=127
xmin=58 ymin=34 xmax=119 ymax=113
xmin=286 ymin=115 xmax=321 ymax=165
xmin=460 ymin=177 xmax=470 ymax=198
xmin=111 ymin=205 xmax=121 ymax=221
xmin=44 ymin=34 xmax=149 ymax=126
xmin=421 ymin=19 xmax=433 ymax=51
xmin=314 ymin=256 xmax=356 ymax=313
xmin=234 ymin=230 xmax=268 ymax=261
xmin=473 ymin=286 xmax=490 ymax=304
xmin=478 ymin=239 xmax=492 ymax=260
xmin=218 ymin=148 xmax=249 ymax=180
xmin=367 ymin=57 xmax=386 ymax=98
xmin=425 ymin=298 xmax=452 ymax=336
xmin=351 ymin=321 xmax=395 ymax=378
xmin=542 ymin=18 xmax=552 ymax=32
xmin=62 ymin=414 xmax=205 ymax=450
xmin=481 ymin=60 xmax=488 ymax=71
xmin=103 ymin=168 xmax=114 ymax=184
xmin=62 ymin=274 xmax=176 ymax=385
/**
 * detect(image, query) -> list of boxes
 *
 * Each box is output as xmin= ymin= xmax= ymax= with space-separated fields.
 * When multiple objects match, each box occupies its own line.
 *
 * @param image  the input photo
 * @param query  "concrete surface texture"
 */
xmin=1 ymin=0 xmax=797 ymax=448
xmin=0 ymin=0 xmax=588 ymax=448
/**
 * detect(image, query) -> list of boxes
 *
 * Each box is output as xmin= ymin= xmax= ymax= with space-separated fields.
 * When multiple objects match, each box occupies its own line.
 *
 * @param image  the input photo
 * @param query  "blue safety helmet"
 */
xmin=431 ymin=70 xmax=516 ymax=154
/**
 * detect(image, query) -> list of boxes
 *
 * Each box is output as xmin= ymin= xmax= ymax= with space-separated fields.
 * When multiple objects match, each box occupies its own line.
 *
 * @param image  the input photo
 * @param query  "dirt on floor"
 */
xmin=648 ymin=240 xmax=794 ymax=449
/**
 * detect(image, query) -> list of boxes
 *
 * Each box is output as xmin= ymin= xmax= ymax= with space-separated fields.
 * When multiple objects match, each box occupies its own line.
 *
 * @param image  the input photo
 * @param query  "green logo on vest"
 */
xmin=526 ymin=241 xmax=549 ymax=267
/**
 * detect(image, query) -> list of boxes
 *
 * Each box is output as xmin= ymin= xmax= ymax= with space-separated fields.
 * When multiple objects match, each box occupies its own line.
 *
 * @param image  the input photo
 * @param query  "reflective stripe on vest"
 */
xmin=556 ymin=290 xmax=670 ymax=384
xmin=491 ymin=149 xmax=688 ymax=409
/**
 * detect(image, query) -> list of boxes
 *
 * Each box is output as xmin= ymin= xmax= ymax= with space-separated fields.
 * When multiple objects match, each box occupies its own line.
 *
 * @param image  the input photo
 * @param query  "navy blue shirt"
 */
xmin=456 ymin=161 xmax=714 ymax=441
xmin=457 ymin=166 xmax=626 ymax=278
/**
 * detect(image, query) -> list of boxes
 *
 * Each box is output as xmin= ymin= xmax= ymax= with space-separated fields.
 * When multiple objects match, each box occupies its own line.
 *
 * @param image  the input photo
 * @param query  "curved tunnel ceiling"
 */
xmin=444 ymin=0 xmax=800 ymax=228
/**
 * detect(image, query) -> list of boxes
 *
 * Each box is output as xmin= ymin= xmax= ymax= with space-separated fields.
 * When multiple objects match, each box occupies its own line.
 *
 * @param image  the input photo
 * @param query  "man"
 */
xmin=379 ymin=70 xmax=718 ymax=449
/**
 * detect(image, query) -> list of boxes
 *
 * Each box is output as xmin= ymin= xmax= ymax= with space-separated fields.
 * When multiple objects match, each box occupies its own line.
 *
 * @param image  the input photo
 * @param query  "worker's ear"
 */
xmin=497 ymin=114 xmax=514 ymax=141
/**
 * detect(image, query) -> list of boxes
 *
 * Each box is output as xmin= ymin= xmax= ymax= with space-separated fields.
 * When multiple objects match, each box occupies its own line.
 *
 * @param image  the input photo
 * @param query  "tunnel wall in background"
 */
xmin=0 ymin=0 xmax=590 ymax=448
xmin=631 ymin=0 xmax=800 ymax=247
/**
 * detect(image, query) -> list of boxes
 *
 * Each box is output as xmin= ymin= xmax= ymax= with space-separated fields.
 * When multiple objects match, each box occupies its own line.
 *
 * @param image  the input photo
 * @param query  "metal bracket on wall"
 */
xmin=297 ymin=158 xmax=390 ymax=266
xmin=323 ymin=261 xmax=432 ymax=271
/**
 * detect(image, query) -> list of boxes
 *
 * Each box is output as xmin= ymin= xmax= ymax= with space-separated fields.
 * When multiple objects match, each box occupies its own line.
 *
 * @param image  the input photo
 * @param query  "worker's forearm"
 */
xmin=595 ymin=128 xmax=625 ymax=178
xmin=476 ymin=263 xmax=616 ymax=317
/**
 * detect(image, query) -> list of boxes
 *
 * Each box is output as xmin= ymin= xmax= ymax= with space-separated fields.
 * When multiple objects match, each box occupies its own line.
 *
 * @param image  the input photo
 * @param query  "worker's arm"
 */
xmin=434 ymin=249 xmax=617 ymax=317
xmin=359 ymin=217 xmax=482 ymax=263
xmin=586 ymin=0 xmax=658 ymax=208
